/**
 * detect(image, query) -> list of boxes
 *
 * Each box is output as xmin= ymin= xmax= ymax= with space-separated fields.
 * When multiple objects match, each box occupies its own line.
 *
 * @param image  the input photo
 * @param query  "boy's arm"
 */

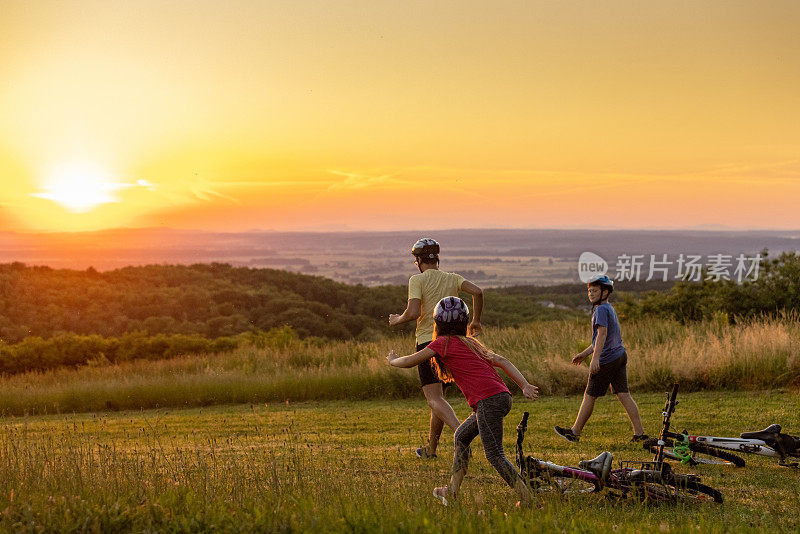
xmin=389 ymin=298 xmax=421 ymax=326
xmin=589 ymin=327 xmax=607 ymax=374
xmin=486 ymin=352 xmax=539 ymax=400
xmin=387 ymin=346 xmax=436 ymax=368
xmin=460 ymin=279 xmax=483 ymax=336
xmin=571 ymin=345 xmax=594 ymax=365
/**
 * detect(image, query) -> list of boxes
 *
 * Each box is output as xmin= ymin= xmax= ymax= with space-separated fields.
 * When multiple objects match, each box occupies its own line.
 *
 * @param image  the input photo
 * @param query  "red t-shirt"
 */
xmin=427 ymin=336 xmax=510 ymax=410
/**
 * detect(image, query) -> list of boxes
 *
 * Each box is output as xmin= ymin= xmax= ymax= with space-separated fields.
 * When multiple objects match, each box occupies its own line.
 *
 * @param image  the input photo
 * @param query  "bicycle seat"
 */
xmin=579 ymin=451 xmax=612 ymax=484
xmin=740 ymin=424 xmax=782 ymax=440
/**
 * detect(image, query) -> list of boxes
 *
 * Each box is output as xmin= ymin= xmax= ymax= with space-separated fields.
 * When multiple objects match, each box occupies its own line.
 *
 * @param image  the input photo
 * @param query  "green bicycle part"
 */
xmin=673 ymin=434 xmax=692 ymax=465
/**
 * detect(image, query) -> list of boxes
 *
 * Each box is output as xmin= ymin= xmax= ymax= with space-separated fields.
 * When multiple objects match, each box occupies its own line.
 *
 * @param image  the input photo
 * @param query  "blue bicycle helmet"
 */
xmin=433 ymin=296 xmax=470 ymax=324
xmin=587 ymin=274 xmax=614 ymax=292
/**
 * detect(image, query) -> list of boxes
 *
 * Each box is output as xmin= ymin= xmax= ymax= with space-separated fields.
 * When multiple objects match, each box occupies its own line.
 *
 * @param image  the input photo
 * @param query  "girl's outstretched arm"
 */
xmin=387 ymin=346 xmax=437 ymax=368
xmin=487 ymin=352 xmax=539 ymax=400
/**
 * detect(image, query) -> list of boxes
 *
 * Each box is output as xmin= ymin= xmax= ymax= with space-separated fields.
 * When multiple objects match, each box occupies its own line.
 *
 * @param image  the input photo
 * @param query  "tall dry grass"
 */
xmin=0 ymin=316 xmax=798 ymax=415
xmin=488 ymin=314 xmax=800 ymax=395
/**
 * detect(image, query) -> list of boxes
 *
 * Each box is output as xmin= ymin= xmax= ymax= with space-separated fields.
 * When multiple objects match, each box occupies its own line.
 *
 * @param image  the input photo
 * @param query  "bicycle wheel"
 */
xmin=627 ymin=471 xmax=723 ymax=504
xmin=645 ymin=480 xmax=723 ymax=504
xmin=687 ymin=442 xmax=745 ymax=467
xmin=643 ymin=438 xmax=745 ymax=467
xmin=538 ymin=473 xmax=600 ymax=495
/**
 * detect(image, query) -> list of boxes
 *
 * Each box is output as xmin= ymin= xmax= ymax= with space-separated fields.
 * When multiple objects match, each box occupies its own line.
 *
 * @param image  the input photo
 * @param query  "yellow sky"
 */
xmin=1 ymin=0 xmax=799 ymax=232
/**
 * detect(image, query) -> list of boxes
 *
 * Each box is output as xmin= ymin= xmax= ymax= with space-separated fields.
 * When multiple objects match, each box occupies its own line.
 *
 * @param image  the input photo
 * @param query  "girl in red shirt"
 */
xmin=387 ymin=296 xmax=538 ymax=506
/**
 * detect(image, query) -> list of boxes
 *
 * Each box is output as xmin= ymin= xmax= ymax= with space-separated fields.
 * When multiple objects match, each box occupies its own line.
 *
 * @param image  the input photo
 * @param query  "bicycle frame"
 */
xmin=674 ymin=433 xmax=784 ymax=458
xmin=531 ymin=459 xmax=600 ymax=482
xmin=520 ymin=455 xmax=601 ymax=490
xmin=522 ymin=455 xmax=671 ymax=495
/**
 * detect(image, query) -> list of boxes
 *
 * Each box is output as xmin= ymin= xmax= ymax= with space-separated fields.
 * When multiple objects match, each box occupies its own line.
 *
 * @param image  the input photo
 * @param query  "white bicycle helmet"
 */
xmin=433 ymin=296 xmax=470 ymax=324
xmin=411 ymin=238 xmax=440 ymax=260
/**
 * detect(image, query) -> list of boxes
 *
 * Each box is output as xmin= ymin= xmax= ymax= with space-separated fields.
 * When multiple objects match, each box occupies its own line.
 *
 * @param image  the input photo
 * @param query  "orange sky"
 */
xmin=1 ymin=0 xmax=799 ymax=232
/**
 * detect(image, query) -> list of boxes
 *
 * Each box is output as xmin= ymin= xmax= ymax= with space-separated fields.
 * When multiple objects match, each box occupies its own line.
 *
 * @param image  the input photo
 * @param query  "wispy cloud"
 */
xmin=325 ymin=170 xmax=406 ymax=191
xmin=188 ymin=178 xmax=241 ymax=204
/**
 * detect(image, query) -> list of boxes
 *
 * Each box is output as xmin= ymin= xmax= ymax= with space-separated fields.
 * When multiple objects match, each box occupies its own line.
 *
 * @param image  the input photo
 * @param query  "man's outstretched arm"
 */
xmin=389 ymin=298 xmax=421 ymax=327
xmin=461 ymin=280 xmax=483 ymax=336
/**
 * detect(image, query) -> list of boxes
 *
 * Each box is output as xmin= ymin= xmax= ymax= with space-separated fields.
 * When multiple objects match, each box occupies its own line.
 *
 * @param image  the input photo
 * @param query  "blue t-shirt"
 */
xmin=592 ymin=302 xmax=625 ymax=365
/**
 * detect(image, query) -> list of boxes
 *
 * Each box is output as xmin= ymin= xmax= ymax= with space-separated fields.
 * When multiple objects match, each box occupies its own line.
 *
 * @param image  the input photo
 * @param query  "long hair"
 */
xmin=430 ymin=319 xmax=493 ymax=383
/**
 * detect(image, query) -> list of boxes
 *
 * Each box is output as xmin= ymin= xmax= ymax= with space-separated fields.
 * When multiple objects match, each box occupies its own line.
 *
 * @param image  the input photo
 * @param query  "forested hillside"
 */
xmin=0 ymin=261 xmax=582 ymax=342
xmin=0 ymin=262 xmax=404 ymax=343
xmin=0 ymin=262 xmax=585 ymax=374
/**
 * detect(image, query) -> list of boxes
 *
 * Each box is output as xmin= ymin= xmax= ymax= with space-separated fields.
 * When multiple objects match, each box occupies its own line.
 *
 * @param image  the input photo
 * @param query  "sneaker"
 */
xmin=416 ymin=446 xmax=437 ymax=459
xmin=554 ymin=426 xmax=580 ymax=443
xmin=630 ymin=434 xmax=649 ymax=443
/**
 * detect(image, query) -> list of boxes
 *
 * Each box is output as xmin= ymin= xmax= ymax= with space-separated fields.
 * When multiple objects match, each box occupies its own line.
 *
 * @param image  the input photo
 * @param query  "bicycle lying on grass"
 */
xmin=515 ymin=384 xmax=722 ymax=503
xmin=642 ymin=399 xmax=800 ymax=468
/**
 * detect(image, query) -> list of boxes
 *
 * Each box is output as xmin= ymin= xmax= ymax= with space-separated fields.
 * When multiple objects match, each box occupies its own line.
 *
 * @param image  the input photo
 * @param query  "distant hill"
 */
xmin=1 ymin=228 xmax=798 ymax=287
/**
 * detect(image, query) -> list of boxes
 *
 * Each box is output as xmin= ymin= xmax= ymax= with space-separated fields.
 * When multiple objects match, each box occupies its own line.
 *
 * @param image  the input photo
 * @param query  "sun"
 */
xmin=32 ymin=161 xmax=121 ymax=213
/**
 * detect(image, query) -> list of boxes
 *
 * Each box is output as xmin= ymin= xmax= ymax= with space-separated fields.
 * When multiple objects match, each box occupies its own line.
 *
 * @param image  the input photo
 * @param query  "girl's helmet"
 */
xmin=411 ymin=238 xmax=440 ymax=260
xmin=587 ymin=274 xmax=614 ymax=293
xmin=434 ymin=296 xmax=470 ymax=324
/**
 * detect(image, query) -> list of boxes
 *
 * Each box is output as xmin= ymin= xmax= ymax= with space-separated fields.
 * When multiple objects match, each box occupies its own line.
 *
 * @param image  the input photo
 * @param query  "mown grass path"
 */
xmin=1 ymin=391 xmax=799 ymax=532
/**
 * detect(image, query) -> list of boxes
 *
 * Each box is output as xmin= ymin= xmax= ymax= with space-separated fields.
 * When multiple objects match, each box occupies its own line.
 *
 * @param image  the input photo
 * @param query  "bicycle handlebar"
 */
xmin=666 ymin=383 xmax=679 ymax=415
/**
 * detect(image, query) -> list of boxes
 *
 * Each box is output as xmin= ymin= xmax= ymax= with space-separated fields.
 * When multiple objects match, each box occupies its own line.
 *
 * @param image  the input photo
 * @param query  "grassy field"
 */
xmin=1 ymin=316 xmax=798 ymax=416
xmin=1 ymin=391 xmax=799 ymax=532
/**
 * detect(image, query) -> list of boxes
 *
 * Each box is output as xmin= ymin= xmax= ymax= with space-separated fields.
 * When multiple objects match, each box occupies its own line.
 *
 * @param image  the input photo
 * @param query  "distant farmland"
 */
xmin=2 ymin=227 xmax=797 ymax=286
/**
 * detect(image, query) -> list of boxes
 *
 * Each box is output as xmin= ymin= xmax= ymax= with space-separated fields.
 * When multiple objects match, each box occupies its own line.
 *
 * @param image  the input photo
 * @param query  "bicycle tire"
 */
xmin=649 ymin=480 xmax=723 ymax=504
xmin=627 ymin=471 xmax=723 ymax=504
xmin=687 ymin=442 xmax=746 ymax=467
xmin=643 ymin=438 xmax=745 ymax=467
xmin=540 ymin=475 xmax=600 ymax=495
xmin=535 ymin=473 xmax=600 ymax=495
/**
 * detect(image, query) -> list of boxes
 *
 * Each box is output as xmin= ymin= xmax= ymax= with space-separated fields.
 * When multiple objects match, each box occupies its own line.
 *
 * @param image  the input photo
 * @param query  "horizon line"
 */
xmin=4 ymin=225 xmax=800 ymax=236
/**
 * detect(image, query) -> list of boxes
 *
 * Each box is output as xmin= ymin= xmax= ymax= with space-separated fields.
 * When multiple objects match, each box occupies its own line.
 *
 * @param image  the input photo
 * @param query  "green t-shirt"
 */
xmin=408 ymin=269 xmax=465 ymax=345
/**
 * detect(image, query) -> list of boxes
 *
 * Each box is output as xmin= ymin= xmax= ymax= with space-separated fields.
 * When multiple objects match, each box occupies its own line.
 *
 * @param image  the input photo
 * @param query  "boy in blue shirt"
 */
xmin=555 ymin=275 xmax=646 ymax=443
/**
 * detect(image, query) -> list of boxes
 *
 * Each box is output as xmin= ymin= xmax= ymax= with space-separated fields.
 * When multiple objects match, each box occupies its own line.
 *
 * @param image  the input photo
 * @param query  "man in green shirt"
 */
xmin=389 ymin=238 xmax=484 ymax=458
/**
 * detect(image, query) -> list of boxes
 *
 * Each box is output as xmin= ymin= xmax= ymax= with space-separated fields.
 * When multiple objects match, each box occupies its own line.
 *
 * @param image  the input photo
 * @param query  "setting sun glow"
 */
xmin=32 ymin=162 xmax=119 ymax=213
xmin=2 ymin=1 xmax=800 ymax=232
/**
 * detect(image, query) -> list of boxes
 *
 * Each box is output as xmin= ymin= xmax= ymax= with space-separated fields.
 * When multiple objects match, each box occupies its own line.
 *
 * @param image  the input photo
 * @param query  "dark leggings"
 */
xmin=452 ymin=392 xmax=521 ymax=488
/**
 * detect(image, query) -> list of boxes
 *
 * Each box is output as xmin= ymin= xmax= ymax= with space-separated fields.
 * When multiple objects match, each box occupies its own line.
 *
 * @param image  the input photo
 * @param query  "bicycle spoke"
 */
xmin=549 ymin=475 xmax=598 ymax=495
